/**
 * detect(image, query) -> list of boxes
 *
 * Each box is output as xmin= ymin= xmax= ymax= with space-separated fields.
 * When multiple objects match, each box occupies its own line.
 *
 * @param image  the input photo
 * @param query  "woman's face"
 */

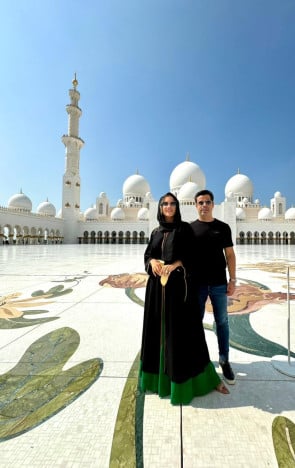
xmin=160 ymin=195 xmax=177 ymax=222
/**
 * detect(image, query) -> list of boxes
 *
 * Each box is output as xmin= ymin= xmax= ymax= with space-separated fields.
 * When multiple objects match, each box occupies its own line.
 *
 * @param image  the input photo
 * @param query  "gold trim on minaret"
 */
xmin=72 ymin=73 xmax=78 ymax=89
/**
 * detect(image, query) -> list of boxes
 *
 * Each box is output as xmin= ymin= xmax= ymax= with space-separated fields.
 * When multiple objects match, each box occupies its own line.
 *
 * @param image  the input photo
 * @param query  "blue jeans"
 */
xmin=197 ymin=284 xmax=229 ymax=363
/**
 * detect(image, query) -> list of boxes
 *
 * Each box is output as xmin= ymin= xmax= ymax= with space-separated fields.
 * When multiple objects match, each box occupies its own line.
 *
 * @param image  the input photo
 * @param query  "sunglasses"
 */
xmin=161 ymin=201 xmax=177 ymax=207
xmin=197 ymin=200 xmax=212 ymax=206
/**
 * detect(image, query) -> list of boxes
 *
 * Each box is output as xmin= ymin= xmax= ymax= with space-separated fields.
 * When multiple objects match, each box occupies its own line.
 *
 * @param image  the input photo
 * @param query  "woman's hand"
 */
xmin=149 ymin=259 xmax=164 ymax=276
xmin=161 ymin=260 xmax=183 ymax=276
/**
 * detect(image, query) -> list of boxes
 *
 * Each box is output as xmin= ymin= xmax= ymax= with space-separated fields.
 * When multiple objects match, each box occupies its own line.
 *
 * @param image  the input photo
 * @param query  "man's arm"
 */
xmin=224 ymin=246 xmax=236 ymax=295
xmin=225 ymin=246 xmax=236 ymax=280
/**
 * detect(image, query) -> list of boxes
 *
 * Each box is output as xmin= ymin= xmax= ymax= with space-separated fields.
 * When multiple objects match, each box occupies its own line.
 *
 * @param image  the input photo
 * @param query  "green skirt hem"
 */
xmin=139 ymin=361 xmax=221 ymax=405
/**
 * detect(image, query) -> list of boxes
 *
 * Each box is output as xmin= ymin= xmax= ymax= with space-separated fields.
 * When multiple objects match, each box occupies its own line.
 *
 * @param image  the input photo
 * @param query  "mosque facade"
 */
xmin=1 ymin=77 xmax=295 ymax=246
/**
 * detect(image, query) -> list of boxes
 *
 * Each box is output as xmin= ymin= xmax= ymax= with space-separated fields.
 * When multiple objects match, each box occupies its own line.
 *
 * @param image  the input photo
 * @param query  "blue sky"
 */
xmin=1 ymin=0 xmax=295 ymax=212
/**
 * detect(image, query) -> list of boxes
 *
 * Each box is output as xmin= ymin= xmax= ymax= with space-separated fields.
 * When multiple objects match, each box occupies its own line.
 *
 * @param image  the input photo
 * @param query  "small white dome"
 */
xmin=274 ymin=191 xmax=282 ymax=198
xmin=225 ymin=173 xmax=253 ymax=199
xmin=99 ymin=192 xmax=107 ymax=198
xmin=285 ymin=207 xmax=295 ymax=220
xmin=145 ymin=191 xmax=153 ymax=200
xmin=8 ymin=191 xmax=32 ymax=212
xmin=84 ymin=207 xmax=97 ymax=220
xmin=254 ymin=199 xmax=260 ymax=204
xmin=236 ymin=207 xmax=246 ymax=220
xmin=137 ymin=207 xmax=149 ymax=220
xmin=36 ymin=200 xmax=56 ymax=217
xmin=111 ymin=207 xmax=125 ymax=220
xmin=225 ymin=191 xmax=235 ymax=201
xmin=178 ymin=181 xmax=199 ymax=201
xmin=258 ymin=207 xmax=273 ymax=220
xmin=170 ymin=160 xmax=205 ymax=192
xmin=123 ymin=174 xmax=150 ymax=197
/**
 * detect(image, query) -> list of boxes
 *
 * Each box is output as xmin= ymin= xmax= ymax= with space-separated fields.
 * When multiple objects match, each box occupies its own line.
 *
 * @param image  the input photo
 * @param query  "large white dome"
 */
xmin=170 ymin=160 xmax=205 ymax=192
xmin=36 ymin=199 xmax=56 ymax=217
xmin=225 ymin=173 xmax=253 ymax=199
xmin=8 ymin=191 xmax=32 ymax=212
xmin=123 ymin=174 xmax=150 ymax=197
xmin=178 ymin=181 xmax=199 ymax=202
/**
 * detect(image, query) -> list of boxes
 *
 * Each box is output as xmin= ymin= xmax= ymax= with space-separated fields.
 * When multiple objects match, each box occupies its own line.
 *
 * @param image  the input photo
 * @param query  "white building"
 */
xmin=0 ymin=77 xmax=295 ymax=245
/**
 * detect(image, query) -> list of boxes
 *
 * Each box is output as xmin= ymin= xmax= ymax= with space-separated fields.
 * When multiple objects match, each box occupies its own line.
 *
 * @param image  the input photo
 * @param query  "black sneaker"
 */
xmin=219 ymin=360 xmax=235 ymax=385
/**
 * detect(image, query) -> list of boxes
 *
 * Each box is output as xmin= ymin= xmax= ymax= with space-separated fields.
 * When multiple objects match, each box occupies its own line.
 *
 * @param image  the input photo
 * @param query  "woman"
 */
xmin=139 ymin=192 xmax=228 ymax=405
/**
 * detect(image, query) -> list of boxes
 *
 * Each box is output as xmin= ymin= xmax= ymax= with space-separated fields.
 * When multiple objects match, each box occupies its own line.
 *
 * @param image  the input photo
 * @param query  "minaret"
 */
xmin=61 ymin=74 xmax=84 ymax=243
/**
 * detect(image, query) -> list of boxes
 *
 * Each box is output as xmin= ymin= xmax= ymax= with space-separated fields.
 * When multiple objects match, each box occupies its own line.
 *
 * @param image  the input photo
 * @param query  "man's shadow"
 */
xmin=190 ymin=360 xmax=295 ymax=413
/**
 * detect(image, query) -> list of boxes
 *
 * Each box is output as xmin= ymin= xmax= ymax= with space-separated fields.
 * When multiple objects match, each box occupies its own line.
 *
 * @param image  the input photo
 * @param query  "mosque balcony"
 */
xmin=62 ymin=135 xmax=85 ymax=148
xmin=65 ymin=104 xmax=82 ymax=116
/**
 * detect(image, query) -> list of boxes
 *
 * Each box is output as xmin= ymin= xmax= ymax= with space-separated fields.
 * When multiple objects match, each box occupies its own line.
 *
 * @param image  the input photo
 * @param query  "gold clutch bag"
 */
xmin=160 ymin=274 xmax=169 ymax=286
xmin=159 ymin=260 xmax=169 ymax=286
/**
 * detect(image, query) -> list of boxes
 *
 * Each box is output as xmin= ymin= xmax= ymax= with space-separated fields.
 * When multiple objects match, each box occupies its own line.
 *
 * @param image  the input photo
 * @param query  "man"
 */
xmin=190 ymin=189 xmax=236 ymax=385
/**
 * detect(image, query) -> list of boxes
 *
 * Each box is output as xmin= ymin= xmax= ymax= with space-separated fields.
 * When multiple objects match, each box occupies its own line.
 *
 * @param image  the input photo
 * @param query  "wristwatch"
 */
xmin=229 ymin=278 xmax=236 ymax=283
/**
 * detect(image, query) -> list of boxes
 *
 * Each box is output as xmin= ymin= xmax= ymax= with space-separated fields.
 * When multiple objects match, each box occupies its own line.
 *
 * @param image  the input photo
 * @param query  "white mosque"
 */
xmin=1 ymin=76 xmax=295 ymax=246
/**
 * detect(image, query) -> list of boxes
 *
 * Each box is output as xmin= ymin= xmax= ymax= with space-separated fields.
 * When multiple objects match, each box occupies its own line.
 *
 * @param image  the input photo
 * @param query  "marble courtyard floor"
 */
xmin=0 ymin=243 xmax=294 ymax=467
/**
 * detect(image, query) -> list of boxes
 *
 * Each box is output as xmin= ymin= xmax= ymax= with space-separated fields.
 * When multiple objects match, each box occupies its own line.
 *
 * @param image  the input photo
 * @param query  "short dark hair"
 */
xmin=194 ymin=189 xmax=214 ymax=203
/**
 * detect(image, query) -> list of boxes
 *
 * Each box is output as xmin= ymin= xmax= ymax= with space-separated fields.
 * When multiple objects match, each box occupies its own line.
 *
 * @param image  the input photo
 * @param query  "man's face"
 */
xmin=195 ymin=195 xmax=214 ymax=220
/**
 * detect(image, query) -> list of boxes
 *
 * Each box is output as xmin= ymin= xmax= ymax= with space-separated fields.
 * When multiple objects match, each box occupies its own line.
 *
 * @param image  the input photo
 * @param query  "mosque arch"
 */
xmin=139 ymin=231 xmax=146 ymax=244
xmin=126 ymin=231 xmax=131 ymax=244
xmin=118 ymin=231 xmax=124 ymax=244
xmin=97 ymin=231 xmax=103 ymax=244
xmin=283 ymin=231 xmax=288 ymax=244
xmin=83 ymin=230 xmax=89 ymax=244
xmin=261 ymin=231 xmax=266 ymax=244
xmin=37 ymin=228 xmax=44 ymax=244
xmin=23 ymin=226 xmax=30 ymax=244
xmin=275 ymin=231 xmax=281 ymax=244
xmin=254 ymin=231 xmax=259 ymax=244
xmin=90 ymin=231 xmax=96 ymax=244
xmin=132 ymin=231 xmax=138 ymax=244
xmin=30 ymin=227 xmax=37 ymax=244
xmin=237 ymin=231 xmax=245 ymax=244
xmin=104 ymin=231 xmax=110 ymax=244
xmin=48 ymin=229 xmax=56 ymax=244
xmin=268 ymin=231 xmax=274 ymax=244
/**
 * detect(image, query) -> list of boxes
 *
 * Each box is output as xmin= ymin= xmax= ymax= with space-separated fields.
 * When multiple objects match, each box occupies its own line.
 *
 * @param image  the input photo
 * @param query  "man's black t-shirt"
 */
xmin=190 ymin=218 xmax=233 ymax=285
